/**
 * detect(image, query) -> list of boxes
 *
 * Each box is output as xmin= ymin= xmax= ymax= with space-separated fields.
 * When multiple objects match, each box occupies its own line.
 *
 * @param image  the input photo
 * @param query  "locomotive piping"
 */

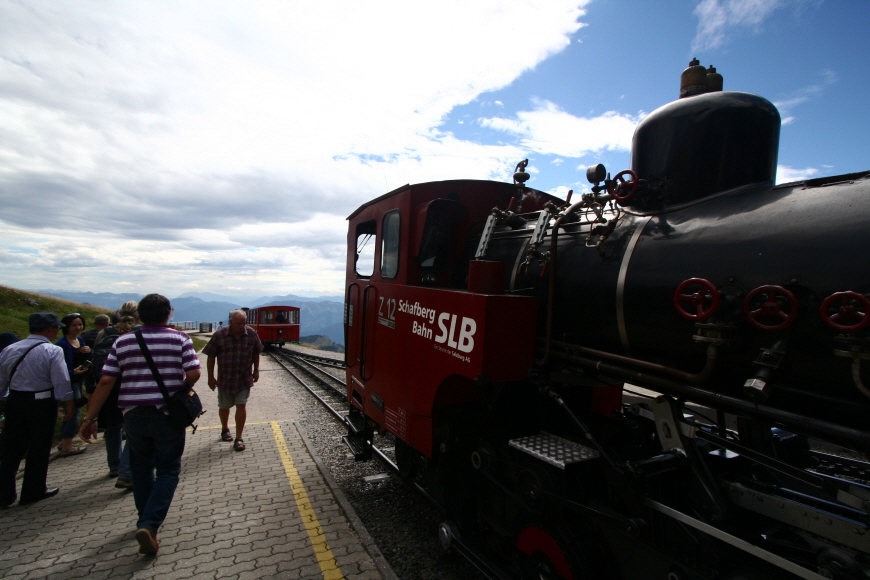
xmin=552 ymin=347 xmax=870 ymax=450
xmin=853 ymin=359 xmax=870 ymax=400
xmin=539 ymin=200 xmax=587 ymax=365
xmin=553 ymin=340 xmax=719 ymax=384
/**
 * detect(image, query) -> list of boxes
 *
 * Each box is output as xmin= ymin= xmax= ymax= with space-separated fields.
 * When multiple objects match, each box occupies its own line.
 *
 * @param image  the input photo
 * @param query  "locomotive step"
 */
xmin=508 ymin=431 xmax=599 ymax=469
xmin=342 ymin=434 xmax=372 ymax=461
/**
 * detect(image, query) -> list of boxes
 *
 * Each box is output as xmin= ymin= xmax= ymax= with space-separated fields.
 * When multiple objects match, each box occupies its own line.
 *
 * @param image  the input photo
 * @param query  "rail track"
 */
xmin=267 ymin=346 xmax=493 ymax=580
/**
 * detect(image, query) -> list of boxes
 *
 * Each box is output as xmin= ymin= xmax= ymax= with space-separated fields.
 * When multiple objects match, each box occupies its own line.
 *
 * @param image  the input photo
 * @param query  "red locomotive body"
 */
xmin=343 ymin=63 xmax=870 ymax=580
xmin=344 ymin=180 xmax=550 ymax=455
xmin=242 ymin=305 xmax=299 ymax=347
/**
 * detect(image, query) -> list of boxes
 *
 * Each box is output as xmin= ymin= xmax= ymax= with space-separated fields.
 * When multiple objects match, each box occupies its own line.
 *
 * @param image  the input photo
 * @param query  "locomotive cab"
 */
xmin=343 ymin=180 xmax=559 ymax=457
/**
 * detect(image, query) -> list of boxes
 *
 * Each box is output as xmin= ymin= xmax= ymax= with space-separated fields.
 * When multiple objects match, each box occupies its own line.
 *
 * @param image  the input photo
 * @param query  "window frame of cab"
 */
xmin=354 ymin=219 xmax=377 ymax=278
xmin=380 ymin=209 xmax=401 ymax=280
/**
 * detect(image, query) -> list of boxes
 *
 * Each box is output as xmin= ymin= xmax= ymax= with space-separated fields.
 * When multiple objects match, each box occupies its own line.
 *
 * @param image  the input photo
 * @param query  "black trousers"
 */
xmin=0 ymin=390 xmax=57 ymax=504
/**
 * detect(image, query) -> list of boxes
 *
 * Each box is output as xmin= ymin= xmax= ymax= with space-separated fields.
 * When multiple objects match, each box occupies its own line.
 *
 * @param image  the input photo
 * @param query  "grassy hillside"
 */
xmin=0 ymin=285 xmax=113 ymax=339
xmin=0 ymin=286 xmax=207 ymax=351
xmin=298 ymin=335 xmax=345 ymax=353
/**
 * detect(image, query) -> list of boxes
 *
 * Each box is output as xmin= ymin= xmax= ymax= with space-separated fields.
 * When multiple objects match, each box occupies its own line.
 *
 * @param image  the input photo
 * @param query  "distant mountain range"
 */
xmin=34 ymin=289 xmax=345 ymax=345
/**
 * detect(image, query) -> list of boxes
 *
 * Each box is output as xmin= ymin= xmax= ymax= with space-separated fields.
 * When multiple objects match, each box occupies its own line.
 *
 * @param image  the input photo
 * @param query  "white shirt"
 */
xmin=0 ymin=335 xmax=72 ymax=400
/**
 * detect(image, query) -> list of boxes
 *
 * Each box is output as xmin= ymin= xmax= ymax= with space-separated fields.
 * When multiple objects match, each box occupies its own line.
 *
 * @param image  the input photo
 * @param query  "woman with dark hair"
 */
xmin=55 ymin=313 xmax=91 ymax=456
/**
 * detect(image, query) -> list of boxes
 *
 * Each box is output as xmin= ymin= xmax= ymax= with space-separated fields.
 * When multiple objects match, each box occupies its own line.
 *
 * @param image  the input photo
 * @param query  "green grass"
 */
xmin=0 ymin=285 xmax=113 ymax=339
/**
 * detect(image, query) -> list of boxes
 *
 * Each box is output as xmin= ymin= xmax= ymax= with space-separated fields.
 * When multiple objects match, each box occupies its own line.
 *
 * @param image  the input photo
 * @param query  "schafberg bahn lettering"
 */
xmin=378 ymin=297 xmax=477 ymax=359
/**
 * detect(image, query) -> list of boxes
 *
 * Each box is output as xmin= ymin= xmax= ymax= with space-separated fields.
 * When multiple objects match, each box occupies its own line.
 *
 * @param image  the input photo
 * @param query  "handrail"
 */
xmin=360 ymin=284 xmax=375 ymax=381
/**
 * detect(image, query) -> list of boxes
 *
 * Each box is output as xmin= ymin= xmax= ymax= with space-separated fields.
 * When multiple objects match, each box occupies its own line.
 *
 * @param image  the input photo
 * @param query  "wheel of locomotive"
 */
xmin=515 ymin=521 xmax=612 ymax=580
xmin=515 ymin=462 xmax=560 ymax=514
xmin=395 ymin=438 xmax=424 ymax=481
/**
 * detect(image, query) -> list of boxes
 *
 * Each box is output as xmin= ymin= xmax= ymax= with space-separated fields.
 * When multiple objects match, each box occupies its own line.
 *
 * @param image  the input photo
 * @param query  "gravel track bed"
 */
xmin=273 ymin=352 xmax=486 ymax=580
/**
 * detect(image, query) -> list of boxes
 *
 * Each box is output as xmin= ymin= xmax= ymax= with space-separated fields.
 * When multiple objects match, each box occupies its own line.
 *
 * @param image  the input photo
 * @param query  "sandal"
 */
xmin=220 ymin=428 xmax=233 ymax=442
xmin=233 ymin=438 xmax=245 ymax=452
xmin=57 ymin=447 xmax=87 ymax=458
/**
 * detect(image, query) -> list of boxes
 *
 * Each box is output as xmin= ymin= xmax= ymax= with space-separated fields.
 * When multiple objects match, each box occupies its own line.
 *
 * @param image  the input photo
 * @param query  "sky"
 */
xmin=1 ymin=0 xmax=867 ymax=299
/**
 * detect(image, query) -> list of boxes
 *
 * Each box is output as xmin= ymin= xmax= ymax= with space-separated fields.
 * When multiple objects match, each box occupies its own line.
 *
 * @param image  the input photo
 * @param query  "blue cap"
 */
xmin=0 ymin=332 xmax=19 ymax=351
xmin=29 ymin=312 xmax=66 ymax=330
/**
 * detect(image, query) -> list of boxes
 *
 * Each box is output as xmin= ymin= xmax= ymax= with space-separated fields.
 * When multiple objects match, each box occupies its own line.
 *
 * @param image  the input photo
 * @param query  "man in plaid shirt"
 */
xmin=202 ymin=310 xmax=263 ymax=451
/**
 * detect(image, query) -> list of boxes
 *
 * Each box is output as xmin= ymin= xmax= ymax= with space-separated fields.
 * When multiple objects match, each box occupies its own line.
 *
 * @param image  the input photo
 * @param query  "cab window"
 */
xmin=380 ymin=210 xmax=400 ymax=279
xmin=261 ymin=310 xmax=273 ymax=324
xmin=355 ymin=220 xmax=377 ymax=278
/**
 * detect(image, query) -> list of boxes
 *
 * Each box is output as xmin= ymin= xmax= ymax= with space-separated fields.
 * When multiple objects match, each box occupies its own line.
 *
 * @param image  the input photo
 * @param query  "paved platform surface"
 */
xmin=0 ymin=353 xmax=392 ymax=580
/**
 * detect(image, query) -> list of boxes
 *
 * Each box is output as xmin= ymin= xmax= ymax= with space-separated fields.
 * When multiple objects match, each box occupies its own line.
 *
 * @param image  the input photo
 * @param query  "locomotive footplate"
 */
xmin=508 ymin=431 xmax=599 ymax=469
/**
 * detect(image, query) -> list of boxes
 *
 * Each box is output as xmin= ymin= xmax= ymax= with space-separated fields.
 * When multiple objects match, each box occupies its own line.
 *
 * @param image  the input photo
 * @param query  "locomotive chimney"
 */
xmin=680 ymin=58 xmax=708 ymax=98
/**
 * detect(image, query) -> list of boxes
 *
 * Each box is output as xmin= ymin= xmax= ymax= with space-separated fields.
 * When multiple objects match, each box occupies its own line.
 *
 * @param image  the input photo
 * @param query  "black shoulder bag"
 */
xmin=134 ymin=329 xmax=204 ymax=432
xmin=8 ymin=341 xmax=46 ymax=383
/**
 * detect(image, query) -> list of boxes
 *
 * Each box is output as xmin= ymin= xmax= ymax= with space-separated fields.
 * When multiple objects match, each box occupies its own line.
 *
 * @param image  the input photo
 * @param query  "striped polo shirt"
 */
xmin=102 ymin=324 xmax=201 ymax=413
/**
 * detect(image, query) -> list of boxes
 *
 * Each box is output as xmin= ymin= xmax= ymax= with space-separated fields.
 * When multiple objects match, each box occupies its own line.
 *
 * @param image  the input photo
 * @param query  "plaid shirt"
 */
xmin=202 ymin=326 xmax=263 ymax=393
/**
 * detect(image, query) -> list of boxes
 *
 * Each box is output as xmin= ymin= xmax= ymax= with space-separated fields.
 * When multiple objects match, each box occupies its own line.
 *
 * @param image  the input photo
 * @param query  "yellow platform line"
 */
xmin=193 ymin=421 xmax=272 ymax=432
xmin=271 ymin=421 xmax=344 ymax=580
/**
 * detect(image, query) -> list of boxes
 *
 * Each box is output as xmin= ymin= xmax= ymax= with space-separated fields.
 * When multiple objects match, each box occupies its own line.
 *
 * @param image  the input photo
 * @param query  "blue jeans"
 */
xmin=60 ymin=382 xmax=82 ymax=440
xmin=124 ymin=406 xmax=185 ymax=532
xmin=104 ymin=424 xmax=131 ymax=479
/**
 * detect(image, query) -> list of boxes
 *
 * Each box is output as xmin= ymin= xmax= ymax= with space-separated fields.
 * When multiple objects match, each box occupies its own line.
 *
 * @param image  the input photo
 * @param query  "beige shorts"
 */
xmin=217 ymin=388 xmax=250 ymax=409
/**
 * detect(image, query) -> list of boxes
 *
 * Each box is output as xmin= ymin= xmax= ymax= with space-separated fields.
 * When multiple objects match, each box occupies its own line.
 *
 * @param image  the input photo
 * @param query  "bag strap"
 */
xmin=9 ymin=341 xmax=47 ymax=383
xmin=134 ymin=329 xmax=172 ymax=406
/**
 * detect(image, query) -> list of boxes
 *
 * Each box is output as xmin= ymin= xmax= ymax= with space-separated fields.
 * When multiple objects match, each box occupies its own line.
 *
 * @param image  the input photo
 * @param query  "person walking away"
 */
xmin=80 ymin=294 xmax=200 ymax=554
xmin=0 ymin=313 xmax=73 ymax=506
xmin=203 ymin=309 xmax=262 ymax=452
xmin=92 ymin=303 xmax=140 ymax=487
xmin=55 ymin=313 xmax=91 ymax=456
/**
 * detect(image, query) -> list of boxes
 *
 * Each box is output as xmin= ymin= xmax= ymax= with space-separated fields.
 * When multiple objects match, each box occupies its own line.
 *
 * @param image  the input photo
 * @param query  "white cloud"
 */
xmin=773 ymin=69 xmax=837 ymax=123
xmin=692 ymin=0 xmax=784 ymax=51
xmin=776 ymin=165 xmax=818 ymax=184
xmin=0 ymin=0 xmax=592 ymax=296
xmin=480 ymin=99 xmax=639 ymax=158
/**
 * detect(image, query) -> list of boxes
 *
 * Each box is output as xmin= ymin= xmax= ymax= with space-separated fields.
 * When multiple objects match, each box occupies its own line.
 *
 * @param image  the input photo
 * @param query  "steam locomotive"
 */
xmin=343 ymin=61 xmax=870 ymax=579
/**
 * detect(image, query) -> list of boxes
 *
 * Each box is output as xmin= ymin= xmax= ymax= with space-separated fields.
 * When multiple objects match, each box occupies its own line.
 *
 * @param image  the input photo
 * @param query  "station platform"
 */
xmin=0 ymin=354 xmax=394 ymax=580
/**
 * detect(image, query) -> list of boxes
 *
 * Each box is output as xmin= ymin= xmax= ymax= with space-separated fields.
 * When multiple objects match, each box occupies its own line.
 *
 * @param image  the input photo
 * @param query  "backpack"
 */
xmin=90 ymin=328 xmax=121 ymax=387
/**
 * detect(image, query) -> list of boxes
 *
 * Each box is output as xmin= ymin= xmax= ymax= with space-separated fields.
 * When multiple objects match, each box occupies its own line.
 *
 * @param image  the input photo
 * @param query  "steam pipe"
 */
xmin=539 ymin=200 xmax=588 ymax=365
xmin=552 ymin=340 xmax=720 ymax=384
xmin=548 ymin=348 xmax=870 ymax=451
xmin=853 ymin=359 xmax=870 ymax=400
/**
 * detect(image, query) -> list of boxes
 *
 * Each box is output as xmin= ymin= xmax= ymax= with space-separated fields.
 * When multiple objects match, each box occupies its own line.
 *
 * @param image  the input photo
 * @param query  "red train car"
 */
xmin=239 ymin=305 xmax=299 ymax=347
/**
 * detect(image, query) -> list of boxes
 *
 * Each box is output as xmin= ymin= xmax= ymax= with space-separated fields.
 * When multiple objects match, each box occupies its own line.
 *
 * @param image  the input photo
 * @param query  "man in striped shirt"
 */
xmin=0 ymin=313 xmax=73 ymax=506
xmin=80 ymin=294 xmax=201 ymax=555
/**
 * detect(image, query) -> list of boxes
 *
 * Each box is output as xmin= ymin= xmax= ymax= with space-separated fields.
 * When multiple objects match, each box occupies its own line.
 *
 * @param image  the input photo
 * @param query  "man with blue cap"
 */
xmin=0 ymin=313 xmax=74 ymax=506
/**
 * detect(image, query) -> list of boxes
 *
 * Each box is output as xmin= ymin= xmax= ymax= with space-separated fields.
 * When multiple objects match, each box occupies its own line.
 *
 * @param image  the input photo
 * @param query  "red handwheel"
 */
xmin=674 ymin=278 xmax=720 ymax=321
xmin=608 ymin=169 xmax=639 ymax=205
xmin=744 ymin=285 xmax=799 ymax=331
xmin=820 ymin=291 xmax=870 ymax=332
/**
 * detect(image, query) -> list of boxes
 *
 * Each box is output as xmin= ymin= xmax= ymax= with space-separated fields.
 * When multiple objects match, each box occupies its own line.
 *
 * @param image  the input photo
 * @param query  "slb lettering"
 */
xmin=434 ymin=313 xmax=476 ymax=353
